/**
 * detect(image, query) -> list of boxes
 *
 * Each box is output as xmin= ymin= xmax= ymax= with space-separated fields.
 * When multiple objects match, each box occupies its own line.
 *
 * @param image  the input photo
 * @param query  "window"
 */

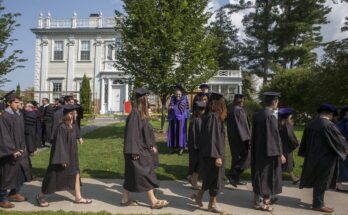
xmin=104 ymin=83 xmax=108 ymax=103
xmin=107 ymin=44 xmax=113 ymax=60
xmin=52 ymin=82 xmax=62 ymax=99
xmin=80 ymin=40 xmax=91 ymax=60
xmin=53 ymin=41 xmax=64 ymax=60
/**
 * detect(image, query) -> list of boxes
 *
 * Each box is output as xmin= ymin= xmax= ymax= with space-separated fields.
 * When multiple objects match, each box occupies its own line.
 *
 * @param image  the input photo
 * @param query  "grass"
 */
xmin=0 ymin=211 xmax=115 ymax=215
xmin=31 ymin=120 xmax=304 ymax=181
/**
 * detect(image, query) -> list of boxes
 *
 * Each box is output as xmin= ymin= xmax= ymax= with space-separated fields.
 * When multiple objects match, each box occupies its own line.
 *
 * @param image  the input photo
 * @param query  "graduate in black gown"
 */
xmin=336 ymin=105 xmax=348 ymax=192
xmin=24 ymin=103 xmax=39 ymax=154
xmin=299 ymin=103 xmax=348 ymax=213
xmin=41 ymin=98 xmax=55 ymax=146
xmin=278 ymin=108 xmax=300 ymax=184
xmin=191 ymin=92 xmax=226 ymax=214
xmin=226 ymin=94 xmax=251 ymax=187
xmin=251 ymin=92 xmax=285 ymax=212
xmin=36 ymin=104 xmax=91 ymax=207
xmin=192 ymin=84 xmax=210 ymax=112
xmin=187 ymin=101 xmax=206 ymax=190
xmin=121 ymin=88 xmax=168 ymax=209
xmin=0 ymin=93 xmax=31 ymax=209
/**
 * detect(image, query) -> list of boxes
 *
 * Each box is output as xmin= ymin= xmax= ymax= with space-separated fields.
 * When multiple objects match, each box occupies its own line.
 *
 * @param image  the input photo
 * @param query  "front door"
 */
xmin=111 ymin=86 xmax=124 ymax=112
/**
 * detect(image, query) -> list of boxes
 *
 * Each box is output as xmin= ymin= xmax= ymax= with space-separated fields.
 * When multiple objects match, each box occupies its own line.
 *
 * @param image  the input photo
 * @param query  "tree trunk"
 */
xmin=160 ymin=95 xmax=167 ymax=131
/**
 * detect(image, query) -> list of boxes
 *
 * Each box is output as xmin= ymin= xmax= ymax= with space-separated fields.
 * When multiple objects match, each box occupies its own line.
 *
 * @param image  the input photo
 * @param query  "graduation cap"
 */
xmin=195 ymin=101 xmax=206 ymax=108
xmin=234 ymin=94 xmax=245 ymax=100
xmin=262 ymin=92 xmax=281 ymax=98
xmin=340 ymin=105 xmax=348 ymax=113
xmin=317 ymin=103 xmax=337 ymax=114
xmin=63 ymin=104 xmax=78 ymax=115
xmin=134 ymin=88 xmax=150 ymax=98
xmin=278 ymin=107 xmax=295 ymax=117
xmin=31 ymin=100 xmax=38 ymax=106
xmin=210 ymin=92 xmax=224 ymax=101
xmin=199 ymin=83 xmax=209 ymax=89
xmin=4 ymin=92 xmax=17 ymax=102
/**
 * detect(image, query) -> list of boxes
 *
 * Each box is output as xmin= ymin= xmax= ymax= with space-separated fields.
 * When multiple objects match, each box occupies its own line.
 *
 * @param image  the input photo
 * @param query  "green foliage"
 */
xmin=242 ymin=73 xmax=257 ymax=100
xmin=0 ymin=1 xmax=26 ymax=85
xmin=209 ymin=8 xmax=241 ymax=70
xmin=244 ymin=99 xmax=262 ymax=120
xmin=80 ymin=74 xmax=91 ymax=114
xmin=15 ymin=82 xmax=20 ymax=97
xmin=115 ymin=0 xmax=219 ymax=129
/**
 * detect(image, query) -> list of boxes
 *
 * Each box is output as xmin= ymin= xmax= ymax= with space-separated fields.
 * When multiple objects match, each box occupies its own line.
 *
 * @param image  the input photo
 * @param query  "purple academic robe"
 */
xmin=167 ymin=95 xmax=190 ymax=148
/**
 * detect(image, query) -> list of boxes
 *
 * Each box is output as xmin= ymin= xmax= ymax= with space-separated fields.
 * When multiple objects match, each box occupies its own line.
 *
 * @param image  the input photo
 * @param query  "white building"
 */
xmin=32 ymin=12 xmax=242 ymax=113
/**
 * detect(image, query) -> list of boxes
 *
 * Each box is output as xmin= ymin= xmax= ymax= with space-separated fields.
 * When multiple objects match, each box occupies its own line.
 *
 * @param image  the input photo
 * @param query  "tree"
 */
xmin=273 ymin=0 xmax=331 ymax=68
xmin=80 ymin=74 xmax=91 ymax=114
xmin=115 ymin=0 xmax=219 ymax=129
xmin=0 ymin=1 xmax=26 ymax=85
xmin=209 ymin=8 xmax=241 ymax=70
xmin=15 ymin=83 xmax=20 ymax=97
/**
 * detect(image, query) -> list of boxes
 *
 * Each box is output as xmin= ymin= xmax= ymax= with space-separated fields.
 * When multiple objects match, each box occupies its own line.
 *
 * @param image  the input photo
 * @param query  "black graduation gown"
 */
xmin=0 ymin=109 xmax=32 ymax=190
xmin=299 ymin=117 xmax=347 ymax=190
xmin=226 ymin=106 xmax=251 ymax=171
xmin=251 ymin=108 xmax=282 ymax=196
xmin=41 ymin=123 xmax=80 ymax=194
xmin=24 ymin=110 xmax=38 ymax=154
xmin=50 ymin=107 xmax=64 ymax=142
xmin=200 ymin=112 xmax=225 ymax=195
xmin=279 ymin=122 xmax=299 ymax=172
xmin=187 ymin=116 xmax=202 ymax=174
xmin=42 ymin=105 xmax=55 ymax=143
xmin=0 ymin=115 xmax=19 ymax=190
xmin=123 ymin=110 xmax=159 ymax=192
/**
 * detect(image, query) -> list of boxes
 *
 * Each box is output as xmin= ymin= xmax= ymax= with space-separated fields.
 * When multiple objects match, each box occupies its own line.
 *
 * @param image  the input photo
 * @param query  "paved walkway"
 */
xmin=4 ymin=179 xmax=348 ymax=214
xmin=80 ymin=116 xmax=126 ymax=136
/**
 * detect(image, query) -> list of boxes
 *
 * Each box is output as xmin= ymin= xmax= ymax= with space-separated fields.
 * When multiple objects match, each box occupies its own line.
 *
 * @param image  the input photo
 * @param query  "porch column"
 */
xmin=100 ymin=78 xmax=105 ymax=114
xmin=107 ymin=79 xmax=112 ymax=112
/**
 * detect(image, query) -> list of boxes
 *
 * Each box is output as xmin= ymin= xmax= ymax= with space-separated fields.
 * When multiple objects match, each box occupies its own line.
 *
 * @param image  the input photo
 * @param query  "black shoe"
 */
xmin=292 ymin=179 xmax=300 ymax=185
xmin=226 ymin=175 xmax=237 ymax=187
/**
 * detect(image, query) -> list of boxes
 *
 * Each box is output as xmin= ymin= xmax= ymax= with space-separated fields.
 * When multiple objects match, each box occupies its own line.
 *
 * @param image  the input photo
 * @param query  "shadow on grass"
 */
xmin=82 ymin=168 xmax=124 ymax=179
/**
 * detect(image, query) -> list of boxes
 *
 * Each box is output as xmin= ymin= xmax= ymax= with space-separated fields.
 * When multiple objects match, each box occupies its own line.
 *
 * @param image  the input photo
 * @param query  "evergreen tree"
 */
xmin=80 ymin=74 xmax=91 ymax=114
xmin=273 ymin=0 xmax=331 ymax=68
xmin=15 ymin=83 xmax=20 ymax=98
xmin=209 ymin=8 xmax=241 ymax=70
xmin=0 ymin=1 xmax=26 ymax=85
xmin=115 ymin=0 xmax=219 ymax=129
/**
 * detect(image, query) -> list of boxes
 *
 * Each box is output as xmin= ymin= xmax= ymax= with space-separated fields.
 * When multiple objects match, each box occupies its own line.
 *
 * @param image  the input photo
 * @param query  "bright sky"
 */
xmin=1 ymin=0 xmax=347 ymax=91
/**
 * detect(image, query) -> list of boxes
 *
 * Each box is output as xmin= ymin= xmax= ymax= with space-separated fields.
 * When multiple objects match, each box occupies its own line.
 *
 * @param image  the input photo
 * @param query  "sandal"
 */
xmin=120 ymin=199 xmax=138 ymax=206
xmin=74 ymin=197 xmax=92 ymax=204
xmin=190 ymin=193 xmax=203 ymax=207
xmin=255 ymin=204 xmax=273 ymax=212
xmin=208 ymin=202 xmax=224 ymax=214
xmin=151 ymin=200 xmax=169 ymax=209
xmin=36 ymin=194 xmax=49 ymax=207
xmin=263 ymin=197 xmax=278 ymax=205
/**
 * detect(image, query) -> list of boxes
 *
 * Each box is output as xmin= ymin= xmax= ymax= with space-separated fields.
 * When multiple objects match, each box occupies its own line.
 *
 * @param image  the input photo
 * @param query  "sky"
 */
xmin=1 ymin=0 xmax=348 ymax=91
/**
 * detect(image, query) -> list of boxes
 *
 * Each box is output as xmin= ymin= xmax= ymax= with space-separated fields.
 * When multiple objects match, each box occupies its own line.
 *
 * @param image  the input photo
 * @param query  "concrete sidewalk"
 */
xmin=4 ymin=179 xmax=348 ymax=214
xmin=80 ymin=116 xmax=126 ymax=136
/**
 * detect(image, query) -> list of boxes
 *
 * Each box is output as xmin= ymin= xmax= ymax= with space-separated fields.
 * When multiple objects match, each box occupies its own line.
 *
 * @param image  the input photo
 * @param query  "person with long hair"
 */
xmin=278 ymin=108 xmax=300 ymax=184
xmin=191 ymin=92 xmax=227 ymax=213
xmin=187 ymin=101 xmax=206 ymax=190
xmin=226 ymin=94 xmax=251 ymax=187
xmin=36 ymin=104 xmax=91 ymax=207
xmin=121 ymin=88 xmax=168 ymax=209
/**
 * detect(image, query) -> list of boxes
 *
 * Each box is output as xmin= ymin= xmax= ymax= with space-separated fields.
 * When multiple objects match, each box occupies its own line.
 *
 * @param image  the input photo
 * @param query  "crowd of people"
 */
xmin=124 ymin=85 xmax=348 ymax=213
xmin=0 ymin=93 xmax=86 ymax=208
xmin=1 ymin=85 xmax=348 ymax=214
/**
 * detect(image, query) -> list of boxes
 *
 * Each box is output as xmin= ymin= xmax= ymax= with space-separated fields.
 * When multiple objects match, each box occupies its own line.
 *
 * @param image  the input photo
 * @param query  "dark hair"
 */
xmin=208 ymin=97 xmax=227 ymax=121
xmin=193 ymin=107 xmax=205 ymax=117
xmin=135 ymin=95 xmax=150 ymax=120
xmin=42 ymin=98 xmax=49 ymax=103
xmin=264 ymin=97 xmax=278 ymax=106
xmin=233 ymin=97 xmax=243 ymax=106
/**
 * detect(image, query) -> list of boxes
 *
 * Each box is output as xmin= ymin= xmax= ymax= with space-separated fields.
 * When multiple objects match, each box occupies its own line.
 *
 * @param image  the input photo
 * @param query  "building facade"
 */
xmin=32 ymin=12 xmax=242 ymax=113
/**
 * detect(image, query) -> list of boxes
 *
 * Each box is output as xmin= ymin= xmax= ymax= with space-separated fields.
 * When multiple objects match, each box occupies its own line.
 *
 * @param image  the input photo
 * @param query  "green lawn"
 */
xmin=31 ymin=120 xmax=304 ymax=181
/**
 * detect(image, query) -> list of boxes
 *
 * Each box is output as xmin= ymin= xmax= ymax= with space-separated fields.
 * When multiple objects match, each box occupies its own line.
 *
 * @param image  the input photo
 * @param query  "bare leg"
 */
xmin=147 ymin=189 xmax=158 ymax=205
xmin=121 ymin=189 xmax=130 ymax=204
xmin=289 ymin=171 xmax=299 ymax=182
xmin=191 ymin=172 xmax=199 ymax=186
xmin=74 ymin=174 xmax=82 ymax=201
